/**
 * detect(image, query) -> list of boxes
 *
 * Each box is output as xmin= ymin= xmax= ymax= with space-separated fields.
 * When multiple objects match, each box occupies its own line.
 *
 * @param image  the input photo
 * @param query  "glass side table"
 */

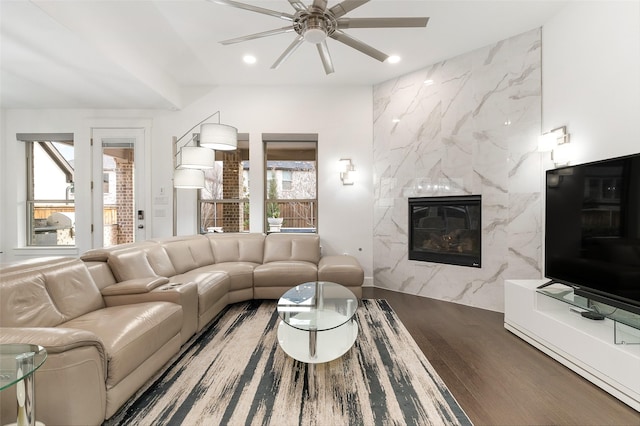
xmin=277 ymin=281 xmax=358 ymax=363
xmin=0 ymin=344 xmax=47 ymax=426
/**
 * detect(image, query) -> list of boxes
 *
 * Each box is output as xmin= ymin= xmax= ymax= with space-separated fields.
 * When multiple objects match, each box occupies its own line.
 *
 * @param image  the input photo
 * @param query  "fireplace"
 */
xmin=408 ymin=195 xmax=481 ymax=268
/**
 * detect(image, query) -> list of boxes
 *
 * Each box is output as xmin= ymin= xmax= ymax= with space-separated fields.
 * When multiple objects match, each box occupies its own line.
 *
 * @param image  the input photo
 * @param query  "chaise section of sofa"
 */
xmin=0 ymin=258 xmax=182 ymax=426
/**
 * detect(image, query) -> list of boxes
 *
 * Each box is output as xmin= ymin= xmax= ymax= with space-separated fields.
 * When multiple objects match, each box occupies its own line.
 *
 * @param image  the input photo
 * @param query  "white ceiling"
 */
xmin=0 ymin=0 xmax=567 ymax=110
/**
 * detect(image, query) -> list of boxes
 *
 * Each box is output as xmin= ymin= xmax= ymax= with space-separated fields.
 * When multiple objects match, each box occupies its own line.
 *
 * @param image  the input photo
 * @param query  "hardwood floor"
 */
xmin=362 ymin=287 xmax=640 ymax=426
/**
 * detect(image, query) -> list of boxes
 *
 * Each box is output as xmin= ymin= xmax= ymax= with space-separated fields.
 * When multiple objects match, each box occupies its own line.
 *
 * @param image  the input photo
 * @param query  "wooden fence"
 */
xmin=201 ymin=200 xmax=316 ymax=230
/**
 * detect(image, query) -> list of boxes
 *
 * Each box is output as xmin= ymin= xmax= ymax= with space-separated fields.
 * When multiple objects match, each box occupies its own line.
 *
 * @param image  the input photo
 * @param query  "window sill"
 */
xmin=12 ymin=246 xmax=79 ymax=258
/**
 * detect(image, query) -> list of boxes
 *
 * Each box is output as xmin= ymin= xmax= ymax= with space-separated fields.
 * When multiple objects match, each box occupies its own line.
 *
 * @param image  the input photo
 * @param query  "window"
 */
xmin=102 ymin=173 xmax=110 ymax=194
xmin=264 ymin=134 xmax=317 ymax=233
xmin=23 ymin=136 xmax=75 ymax=246
xmin=282 ymin=170 xmax=293 ymax=191
xmin=199 ymin=137 xmax=250 ymax=233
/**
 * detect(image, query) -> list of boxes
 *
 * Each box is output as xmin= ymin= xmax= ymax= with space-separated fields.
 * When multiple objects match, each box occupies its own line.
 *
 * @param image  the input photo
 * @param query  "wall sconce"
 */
xmin=173 ymin=111 xmax=238 ymax=188
xmin=539 ymin=125 xmax=571 ymax=167
xmin=538 ymin=126 xmax=570 ymax=151
xmin=339 ymin=158 xmax=355 ymax=185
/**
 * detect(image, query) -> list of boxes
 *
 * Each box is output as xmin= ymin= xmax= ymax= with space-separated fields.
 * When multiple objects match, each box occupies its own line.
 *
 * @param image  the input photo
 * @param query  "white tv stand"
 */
xmin=504 ymin=279 xmax=640 ymax=411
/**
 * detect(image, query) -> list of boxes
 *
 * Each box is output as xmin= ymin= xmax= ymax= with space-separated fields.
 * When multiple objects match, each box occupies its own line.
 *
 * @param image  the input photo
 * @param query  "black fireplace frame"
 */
xmin=408 ymin=195 xmax=482 ymax=268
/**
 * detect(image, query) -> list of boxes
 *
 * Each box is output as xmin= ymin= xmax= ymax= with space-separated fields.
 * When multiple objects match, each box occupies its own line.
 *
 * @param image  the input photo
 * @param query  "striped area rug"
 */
xmin=106 ymin=299 xmax=472 ymax=426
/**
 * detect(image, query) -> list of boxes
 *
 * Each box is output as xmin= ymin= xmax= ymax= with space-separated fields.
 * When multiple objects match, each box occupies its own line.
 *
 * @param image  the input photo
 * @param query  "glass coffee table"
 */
xmin=277 ymin=281 xmax=358 ymax=363
xmin=0 ymin=344 xmax=47 ymax=426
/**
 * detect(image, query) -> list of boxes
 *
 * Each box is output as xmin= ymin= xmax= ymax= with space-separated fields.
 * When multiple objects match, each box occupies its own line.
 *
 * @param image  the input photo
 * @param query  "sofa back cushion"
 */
xmin=263 ymin=233 xmax=320 ymax=264
xmin=0 ymin=270 xmax=66 ymax=327
xmin=186 ymin=237 xmax=215 ymax=267
xmin=0 ymin=259 xmax=104 ymax=326
xmin=42 ymin=259 xmax=105 ymax=321
xmin=108 ymin=249 xmax=158 ymax=281
xmin=81 ymin=240 xmax=157 ymax=262
xmin=85 ymin=261 xmax=117 ymax=290
xmin=146 ymin=246 xmax=177 ymax=277
xmin=161 ymin=237 xmax=215 ymax=274
xmin=208 ymin=233 xmax=265 ymax=264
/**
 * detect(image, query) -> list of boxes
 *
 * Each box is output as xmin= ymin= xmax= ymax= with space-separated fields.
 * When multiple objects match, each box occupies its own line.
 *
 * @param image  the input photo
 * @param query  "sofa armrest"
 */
xmin=0 ymin=327 xmax=108 ymax=425
xmin=0 ymin=326 xmax=107 ymax=372
xmin=101 ymin=276 xmax=170 ymax=296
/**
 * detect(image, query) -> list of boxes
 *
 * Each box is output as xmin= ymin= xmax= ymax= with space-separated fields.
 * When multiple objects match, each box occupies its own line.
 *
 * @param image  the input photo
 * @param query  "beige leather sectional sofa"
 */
xmin=0 ymin=233 xmax=363 ymax=426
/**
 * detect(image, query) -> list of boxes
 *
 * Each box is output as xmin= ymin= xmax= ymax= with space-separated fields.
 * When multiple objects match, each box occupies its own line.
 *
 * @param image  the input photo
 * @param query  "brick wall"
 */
xmin=221 ymin=150 xmax=241 ymax=232
xmin=115 ymin=158 xmax=134 ymax=244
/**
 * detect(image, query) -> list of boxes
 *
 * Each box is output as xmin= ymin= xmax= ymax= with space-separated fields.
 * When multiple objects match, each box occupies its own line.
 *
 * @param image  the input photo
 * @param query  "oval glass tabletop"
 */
xmin=0 ymin=344 xmax=47 ymax=391
xmin=277 ymin=281 xmax=358 ymax=332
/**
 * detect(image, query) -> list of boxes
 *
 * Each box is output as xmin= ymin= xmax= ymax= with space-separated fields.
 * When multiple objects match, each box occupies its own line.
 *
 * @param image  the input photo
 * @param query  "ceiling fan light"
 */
xmin=199 ymin=123 xmax=238 ymax=151
xmin=304 ymin=27 xmax=327 ymax=44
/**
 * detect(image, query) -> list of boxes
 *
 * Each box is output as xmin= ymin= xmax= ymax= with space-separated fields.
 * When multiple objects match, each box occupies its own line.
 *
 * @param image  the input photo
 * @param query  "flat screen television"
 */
xmin=545 ymin=153 xmax=640 ymax=315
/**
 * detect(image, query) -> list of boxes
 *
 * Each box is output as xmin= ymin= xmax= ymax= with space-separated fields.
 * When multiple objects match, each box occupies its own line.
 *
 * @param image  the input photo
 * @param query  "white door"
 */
xmin=91 ymin=128 xmax=147 ymax=248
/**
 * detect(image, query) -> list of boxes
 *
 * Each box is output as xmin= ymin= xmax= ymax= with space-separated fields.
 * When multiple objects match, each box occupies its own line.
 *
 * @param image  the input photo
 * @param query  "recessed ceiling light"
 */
xmin=243 ymin=55 xmax=257 ymax=65
xmin=386 ymin=55 xmax=401 ymax=64
xmin=424 ymin=79 xmax=434 ymax=85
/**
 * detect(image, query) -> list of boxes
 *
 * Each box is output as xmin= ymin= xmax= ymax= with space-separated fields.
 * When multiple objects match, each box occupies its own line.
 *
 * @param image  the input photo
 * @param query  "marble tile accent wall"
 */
xmin=372 ymin=29 xmax=543 ymax=312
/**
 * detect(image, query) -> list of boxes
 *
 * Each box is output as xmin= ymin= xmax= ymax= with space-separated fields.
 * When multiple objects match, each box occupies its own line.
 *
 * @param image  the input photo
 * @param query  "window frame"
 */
xmin=197 ymin=135 xmax=250 ymax=233
xmin=263 ymin=133 xmax=318 ymax=234
xmin=23 ymin=136 xmax=76 ymax=247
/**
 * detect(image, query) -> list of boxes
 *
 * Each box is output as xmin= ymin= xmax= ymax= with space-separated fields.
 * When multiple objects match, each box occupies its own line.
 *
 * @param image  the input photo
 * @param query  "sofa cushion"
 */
xmin=42 ymin=259 xmax=105 ymax=321
xmin=187 ymin=237 xmax=215 ymax=267
xmin=262 ymin=233 xmax=321 ymax=264
xmin=0 ymin=270 xmax=66 ymax=327
xmin=198 ymin=263 xmax=257 ymax=291
xmin=61 ymin=302 xmax=182 ymax=388
xmin=169 ymin=271 xmax=229 ymax=318
xmin=108 ymin=250 xmax=158 ymax=281
xmin=208 ymin=233 xmax=265 ymax=263
xmin=163 ymin=242 xmax=199 ymax=274
xmin=318 ymin=255 xmax=364 ymax=287
xmin=253 ymin=261 xmax=318 ymax=288
xmin=80 ymin=241 xmax=158 ymax=262
xmin=146 ymin=246 xmax=177 ymax=277
xmin=85 ymin=261 xmax=118 ymax=290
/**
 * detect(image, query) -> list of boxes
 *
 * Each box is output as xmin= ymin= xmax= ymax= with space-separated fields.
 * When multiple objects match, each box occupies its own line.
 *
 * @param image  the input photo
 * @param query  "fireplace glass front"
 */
xmin=408 ymin=195 xmax=481 ymax=268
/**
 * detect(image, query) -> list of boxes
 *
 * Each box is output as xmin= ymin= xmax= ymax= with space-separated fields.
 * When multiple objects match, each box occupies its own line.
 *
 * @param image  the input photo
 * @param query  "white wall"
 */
xmin=0 ymin=86 xmax=375 ymax=283
xmin=542 ymin=1 xmax=640 ymax=164
xmin=0 ymin=109 xmax=5 ymax=262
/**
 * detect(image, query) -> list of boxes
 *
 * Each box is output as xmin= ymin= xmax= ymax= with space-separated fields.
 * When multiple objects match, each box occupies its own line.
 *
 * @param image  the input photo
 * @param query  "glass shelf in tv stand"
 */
xmin=537 ymin=283 xmax=640 ymax=345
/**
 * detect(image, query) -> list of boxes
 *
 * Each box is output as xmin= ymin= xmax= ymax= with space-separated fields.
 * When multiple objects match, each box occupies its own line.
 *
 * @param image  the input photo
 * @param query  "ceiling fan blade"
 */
xmin=337 ymin=17 xmax=429 ymax=29
xmin=330 ymin=30 xmax=388 ymax=62
xmin=271 ymin=35 xmax=305 ymax=69
xmin=287 ymin=0 xmax=307 ymax=12
xmin=211 ymin=0 xmax=294 ymax=21
xmin=329 ymin=0 xmax=370 ymax=19
xmin=220 ymin=27 xmax=294 ymax=45
xmin=311 ymin=0 xmax=328 ymax=13
xmin=316 ymin=40 xmax=335 ymax=74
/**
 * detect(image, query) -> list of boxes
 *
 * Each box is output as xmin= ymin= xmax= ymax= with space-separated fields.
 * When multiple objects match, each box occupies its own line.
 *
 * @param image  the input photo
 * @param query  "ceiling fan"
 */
xmin=211 ymin=0 xmax=429 ymax=74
